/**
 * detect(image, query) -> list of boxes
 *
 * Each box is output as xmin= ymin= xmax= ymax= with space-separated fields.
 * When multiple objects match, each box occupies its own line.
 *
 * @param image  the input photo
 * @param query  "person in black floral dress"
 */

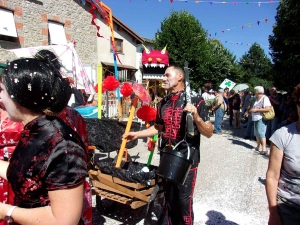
xmin=0 ymin=50 xmax=87 ymax=225
xmin=124 ymin=65 xmax=213 ymax=225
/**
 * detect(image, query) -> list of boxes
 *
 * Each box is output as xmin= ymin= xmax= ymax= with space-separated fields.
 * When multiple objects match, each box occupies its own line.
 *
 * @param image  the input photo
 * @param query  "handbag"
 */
xmin=240 ymin=115 xmax=248 ymax=124
xmin=262 ymin=96 xmax=275 ymax=120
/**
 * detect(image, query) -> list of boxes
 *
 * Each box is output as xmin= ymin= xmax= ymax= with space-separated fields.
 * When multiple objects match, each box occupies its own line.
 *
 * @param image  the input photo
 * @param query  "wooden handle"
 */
xmin=115 ymin=96 xmax=138 ymax=168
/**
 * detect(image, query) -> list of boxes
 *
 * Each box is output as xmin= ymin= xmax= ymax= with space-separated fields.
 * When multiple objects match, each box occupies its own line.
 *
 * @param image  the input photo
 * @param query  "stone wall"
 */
xmin=0 ymin=0 xmax=98 ymax=67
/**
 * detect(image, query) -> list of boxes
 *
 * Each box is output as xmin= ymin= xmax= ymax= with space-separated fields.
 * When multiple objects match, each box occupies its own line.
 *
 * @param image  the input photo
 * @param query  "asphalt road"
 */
xmin=91 ymin=115 xmax=270 ymax=225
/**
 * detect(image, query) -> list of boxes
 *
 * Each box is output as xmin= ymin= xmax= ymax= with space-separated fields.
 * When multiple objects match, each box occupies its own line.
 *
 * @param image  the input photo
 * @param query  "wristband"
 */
xmin=5 ymin=206 xmax=17 ymax=224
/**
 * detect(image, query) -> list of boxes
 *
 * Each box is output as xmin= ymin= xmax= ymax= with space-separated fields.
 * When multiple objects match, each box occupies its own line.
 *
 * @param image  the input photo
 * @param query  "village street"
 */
xmin=91 ymin=115 xmax=270 ymax=225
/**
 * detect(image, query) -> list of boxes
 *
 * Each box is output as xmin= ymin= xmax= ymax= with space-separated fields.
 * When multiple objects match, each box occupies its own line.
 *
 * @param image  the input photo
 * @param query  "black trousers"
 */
xmin=229 ymin=109 xmax=234 ymax=126
xmin=163 ymin=167 xmax=198 ymax=225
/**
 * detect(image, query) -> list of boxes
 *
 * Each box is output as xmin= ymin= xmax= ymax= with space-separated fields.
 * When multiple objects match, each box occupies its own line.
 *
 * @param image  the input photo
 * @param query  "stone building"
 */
xmin=0 ymin=0 xmax=144 ymax=84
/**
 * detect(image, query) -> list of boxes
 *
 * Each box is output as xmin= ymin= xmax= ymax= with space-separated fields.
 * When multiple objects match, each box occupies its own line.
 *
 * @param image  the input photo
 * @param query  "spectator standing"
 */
xmin=223 ymin=87 xmax=229 ymax=115
xmin=265 ymin=83 xmax=300 ymax=225
xmin=212 ymin=89 xmax=225 ymax=134
xmin=232 ymin=91 xmax=241 ymax=129
xmin=208 ymin=89 xmax=215 ymax=99
xmin=242 ymin=90 xmax=252 ymax=115
xmin=228 ymin=90 xmax=235 ymax=127
xmin=244 ymin=94 xmax=256 ymax=140
xmin=267 ymin=87 xmax=283 ymax=138
xmin=250 ymin=86 xmax=272 ymax=155
xmin=201 ymin=89 xmax=209 ymax=100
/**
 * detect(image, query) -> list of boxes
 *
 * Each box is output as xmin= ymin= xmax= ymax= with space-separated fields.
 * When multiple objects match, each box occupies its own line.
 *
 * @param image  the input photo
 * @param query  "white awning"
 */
xmin=48 ymin=21 xmax=67 ymax=45
xmin=0 ymin=9 xmax=17 ymax=37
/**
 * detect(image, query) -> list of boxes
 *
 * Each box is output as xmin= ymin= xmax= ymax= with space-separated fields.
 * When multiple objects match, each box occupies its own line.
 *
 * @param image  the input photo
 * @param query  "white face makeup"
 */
xmin=162 ymin=67 xmax=179 ymax=90
xmin=0 ymin=83 xmax=21 ymax=122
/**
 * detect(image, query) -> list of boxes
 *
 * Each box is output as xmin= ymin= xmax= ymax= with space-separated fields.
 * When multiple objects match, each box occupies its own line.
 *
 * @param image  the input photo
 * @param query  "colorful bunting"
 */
xmin=172 ymin=0 xmax=278 ymax=3
xmin=128 ymin=0 xmax=280 ymax=4
xmin=208 ymin=17 xmax=271 ymax=39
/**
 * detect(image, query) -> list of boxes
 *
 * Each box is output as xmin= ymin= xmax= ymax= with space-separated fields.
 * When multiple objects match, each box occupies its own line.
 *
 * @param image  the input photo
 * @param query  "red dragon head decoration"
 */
xmin=142 ymin=45 xmax=169 ymax=68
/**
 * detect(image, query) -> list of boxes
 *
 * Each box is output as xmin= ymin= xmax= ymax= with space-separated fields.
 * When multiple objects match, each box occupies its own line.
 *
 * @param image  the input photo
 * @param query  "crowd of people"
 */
xmin=0 ymin=49 xmax=299 ymax=225
xmin=204 ymin=83 xmax=300 ymax=225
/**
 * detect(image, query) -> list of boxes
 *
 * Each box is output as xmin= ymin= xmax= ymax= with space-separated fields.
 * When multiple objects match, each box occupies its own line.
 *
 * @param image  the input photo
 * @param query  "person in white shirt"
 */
xmin=250 ymin=86 xmax=272 ymax=155
xmin=208 ymin=89 xmax=215 ymax=99
xmin=201 ymin=89 xmax=209 ymax=100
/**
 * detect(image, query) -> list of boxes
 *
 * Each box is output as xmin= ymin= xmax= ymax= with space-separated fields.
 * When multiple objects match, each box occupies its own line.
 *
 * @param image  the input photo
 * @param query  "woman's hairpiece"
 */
xmin=43 ymin=109 xmax=59 ymax=117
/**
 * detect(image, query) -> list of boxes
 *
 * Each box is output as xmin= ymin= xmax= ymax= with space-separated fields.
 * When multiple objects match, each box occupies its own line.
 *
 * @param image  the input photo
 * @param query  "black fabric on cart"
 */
xmin=96 ymin=158 xmax=157 ymax=184
xmin=84 ymin=118 xmax=140 ymax=152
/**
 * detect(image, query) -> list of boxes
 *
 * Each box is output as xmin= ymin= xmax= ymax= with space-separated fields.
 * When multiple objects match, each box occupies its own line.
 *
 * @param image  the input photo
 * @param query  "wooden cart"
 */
xmin=88 ymin=163 xmax=166 ymax=225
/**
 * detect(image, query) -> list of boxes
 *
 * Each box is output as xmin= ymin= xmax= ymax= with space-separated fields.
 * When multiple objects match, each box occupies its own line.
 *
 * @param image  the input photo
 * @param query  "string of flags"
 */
xmin=169 ymin=0 xmax=280 ymax=5
xmin=220 ymin=40 xmax=269 ymax=48
xmin=208 ymin=17 xmax=271 ymax=37
xmin=132 ymin=0 xmax=280 ymax=5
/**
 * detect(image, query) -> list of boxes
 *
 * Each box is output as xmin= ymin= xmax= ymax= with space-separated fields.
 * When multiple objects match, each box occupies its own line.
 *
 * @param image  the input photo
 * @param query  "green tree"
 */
xmin=153 ymin=10 xmax=210 ymax=90
xmin=269 ymin=0 xmax=300 ymax=89
xmin=238 ymin=43 xmax=273 ymax=89
xmin=206 ymin=39 xmax=242 ymax=89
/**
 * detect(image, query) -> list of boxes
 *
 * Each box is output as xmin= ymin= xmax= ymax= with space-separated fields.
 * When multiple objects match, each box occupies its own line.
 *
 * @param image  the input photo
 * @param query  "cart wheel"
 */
xmin=144 ymin=184 xmax=166 ymax=225
xmin=96 ymin=196 xmax=117 ymax=214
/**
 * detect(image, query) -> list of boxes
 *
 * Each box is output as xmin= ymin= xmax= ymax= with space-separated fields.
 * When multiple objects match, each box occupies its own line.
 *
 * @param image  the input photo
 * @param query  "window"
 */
xmin=0 ymin=8 xmax=18 ymax=42
xmin=111 ymin=37 xmax=123 ymax=53
xmin=48 ymin=21 xmax=67 ymax=45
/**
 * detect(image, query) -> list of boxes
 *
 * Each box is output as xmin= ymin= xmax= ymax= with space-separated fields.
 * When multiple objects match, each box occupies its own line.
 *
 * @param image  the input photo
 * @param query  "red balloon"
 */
xmin=136 ymin=105 xmax=156 ymax=122
xmin=103 ymin=75 xmax=120 ymax=91
xmin=120 ymin=82 xmax=133 ymax=97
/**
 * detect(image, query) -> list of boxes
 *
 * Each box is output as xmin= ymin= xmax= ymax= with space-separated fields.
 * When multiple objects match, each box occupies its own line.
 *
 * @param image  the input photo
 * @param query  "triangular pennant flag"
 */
xmin=242 ymin=25 xmax=244 ymax=29
xmin=265 ymin=18 xmax=268 ymax=23
xmin=233 ymin=2 xmax=237 ymax=5
xmin=222 ymin=2 xmax=226 ymax=4
xmin=248 ymin=23 xmax=252 ymax=27
xmin=209 ymin=2 xmax=213 ymax=4
xmin=222 ymin=30 xmax=224 ymax=33
xmin=170 ymin=0 xmax=173 ymax=2
xmin=257 ymin=21 xmax=260 ymax=25
xmin=215 ymin=32 xmax=217 ymax=36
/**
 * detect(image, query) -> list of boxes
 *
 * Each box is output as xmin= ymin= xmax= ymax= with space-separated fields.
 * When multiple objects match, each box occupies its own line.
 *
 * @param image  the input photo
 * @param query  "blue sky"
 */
xmin=101 ymin=0 xmax=280 ymax=60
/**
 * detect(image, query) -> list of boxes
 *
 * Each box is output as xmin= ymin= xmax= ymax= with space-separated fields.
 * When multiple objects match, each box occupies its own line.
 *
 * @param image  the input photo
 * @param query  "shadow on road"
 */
xmin=205 ymin=210 xmax=238 ymax=225
xmin=227 ymin=138 xmax=254 ymax=150
xmin=258 ymin=177 xmax=266 ymax=185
